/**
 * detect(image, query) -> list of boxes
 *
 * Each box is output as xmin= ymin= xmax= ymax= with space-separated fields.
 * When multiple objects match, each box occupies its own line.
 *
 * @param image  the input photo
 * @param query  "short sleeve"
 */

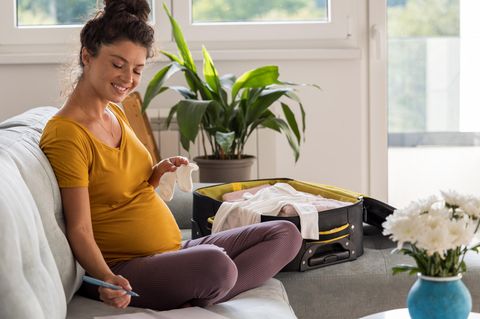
xmin=40 ymin=120 xmax=92 ymax=188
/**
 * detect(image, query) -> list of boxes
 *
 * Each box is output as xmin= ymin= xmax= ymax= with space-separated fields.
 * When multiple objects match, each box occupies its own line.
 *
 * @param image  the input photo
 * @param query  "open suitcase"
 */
xmin=192 ymin=178 xmax=395 ymax=272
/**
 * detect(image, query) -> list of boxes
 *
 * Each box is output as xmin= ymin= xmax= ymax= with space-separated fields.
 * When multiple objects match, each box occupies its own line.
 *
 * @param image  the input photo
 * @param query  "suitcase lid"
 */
xmin=195 ymin=178 xmax=360 ymax=203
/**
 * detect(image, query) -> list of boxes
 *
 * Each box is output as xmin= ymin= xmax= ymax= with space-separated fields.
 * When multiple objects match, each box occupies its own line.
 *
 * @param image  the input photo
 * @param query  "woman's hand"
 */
xmin=158 ymin=156 xmax=189 ymax=174
xmin=148 ymin=156 xmax=190 ymax=188
xmin=98 ymin=274 xmax=133 ymax=309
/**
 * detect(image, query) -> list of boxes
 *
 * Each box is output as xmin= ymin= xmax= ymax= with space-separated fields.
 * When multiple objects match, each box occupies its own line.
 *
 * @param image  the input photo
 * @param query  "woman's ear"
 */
xmin=81 ymin=47 xmax=91 ymax=67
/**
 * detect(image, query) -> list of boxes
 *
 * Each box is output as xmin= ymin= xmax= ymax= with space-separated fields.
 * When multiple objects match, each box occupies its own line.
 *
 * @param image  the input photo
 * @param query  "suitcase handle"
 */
xmin=207 ymin=218 xmax=351 ymax=241
xmin=309 ymin=250 xmax=350 ymax=267
xmin=206 ymin=216 xmax=215 ymax=231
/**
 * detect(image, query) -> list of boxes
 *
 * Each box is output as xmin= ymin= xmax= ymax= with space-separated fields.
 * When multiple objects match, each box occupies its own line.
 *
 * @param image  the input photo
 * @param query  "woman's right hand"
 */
xmin=98 ymin=274 xmax=133 ymax=309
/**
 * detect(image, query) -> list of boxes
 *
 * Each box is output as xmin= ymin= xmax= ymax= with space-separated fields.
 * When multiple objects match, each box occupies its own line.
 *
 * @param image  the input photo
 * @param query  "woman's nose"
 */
xmin=122 ymin=69 xmax=134 ymax=84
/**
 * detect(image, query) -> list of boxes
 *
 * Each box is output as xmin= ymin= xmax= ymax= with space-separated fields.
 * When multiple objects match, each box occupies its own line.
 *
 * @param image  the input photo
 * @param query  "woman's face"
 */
xmin=82 ymin=40 xmax=147 ymax=104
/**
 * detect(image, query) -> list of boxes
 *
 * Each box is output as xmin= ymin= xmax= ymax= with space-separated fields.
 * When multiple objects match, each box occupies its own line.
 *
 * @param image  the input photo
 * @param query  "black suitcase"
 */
xmin=192 ymin=178 xmax=394 ymax=272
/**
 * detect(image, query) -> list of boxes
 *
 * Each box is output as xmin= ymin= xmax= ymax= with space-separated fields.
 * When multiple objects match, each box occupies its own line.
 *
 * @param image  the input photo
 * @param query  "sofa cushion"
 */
xmin=0 ymin=152 xmax=66 ymax=319
xmin=66 ymin=278 xmax=295 ymax=319
xmin=0 ymin=107 xmax=84 ymax=302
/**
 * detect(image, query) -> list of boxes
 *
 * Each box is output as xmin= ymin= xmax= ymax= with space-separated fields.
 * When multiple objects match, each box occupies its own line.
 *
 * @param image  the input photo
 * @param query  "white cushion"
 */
xmin=67 ymin=279 xmax=295 ymax=319
xmin=0 ymin=107 xmax=84 ymax=304
xmin=0 ymin=152 xmax=66 ymax=319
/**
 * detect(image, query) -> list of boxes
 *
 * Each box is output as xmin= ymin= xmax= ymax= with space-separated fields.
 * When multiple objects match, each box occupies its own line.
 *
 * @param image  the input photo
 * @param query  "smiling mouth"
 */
xmin=112 ymin=83 xmax=129 ymax=94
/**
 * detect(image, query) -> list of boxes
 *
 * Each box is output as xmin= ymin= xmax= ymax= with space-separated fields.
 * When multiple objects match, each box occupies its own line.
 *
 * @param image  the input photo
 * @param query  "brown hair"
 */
xmin=79 ymin=0 xmax=154 ymax=67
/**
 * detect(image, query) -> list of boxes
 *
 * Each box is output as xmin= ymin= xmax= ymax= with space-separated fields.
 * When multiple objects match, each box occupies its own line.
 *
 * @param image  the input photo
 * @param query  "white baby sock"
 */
xmin=158 ymin=171 xmax=177 ymax=201
xmin=176 ymin=163 xmax=199 ymax=192
xmin=158 ymin=163 xmax=199 ymax=201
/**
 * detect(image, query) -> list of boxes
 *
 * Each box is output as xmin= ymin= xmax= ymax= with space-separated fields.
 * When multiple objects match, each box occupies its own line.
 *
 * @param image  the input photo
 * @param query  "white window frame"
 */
xmin=0 ymin=0 xmax=161 ymax=45
xmin=1 ymin=0 xmax=85 ymax=45
xmin=0 ymin=0 xmax=356 ymax=63
xmin=368 ymin=1 xmax=388 ymax=201
xmin=158 ymin=0 xmax=353 ymax=43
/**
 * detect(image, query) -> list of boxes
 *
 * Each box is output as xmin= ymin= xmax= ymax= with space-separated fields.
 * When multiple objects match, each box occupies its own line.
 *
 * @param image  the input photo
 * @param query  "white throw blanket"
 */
xmin=212 ymin=183 xmax=350 ymax=240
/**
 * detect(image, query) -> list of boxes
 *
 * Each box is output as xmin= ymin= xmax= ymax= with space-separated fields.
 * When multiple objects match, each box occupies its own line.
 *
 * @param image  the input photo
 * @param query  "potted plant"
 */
xmin=143 ymin=4 xmax=318 ymax=182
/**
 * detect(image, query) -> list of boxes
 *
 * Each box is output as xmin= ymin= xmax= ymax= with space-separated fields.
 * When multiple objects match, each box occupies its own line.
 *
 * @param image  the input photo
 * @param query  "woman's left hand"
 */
xmin=157 ymin=156 xmax=189 ymax=174
xmin=148 ymin=156 xmax=189 ymax=188
xmin=165 ymin=156 xmax=190 ymax=169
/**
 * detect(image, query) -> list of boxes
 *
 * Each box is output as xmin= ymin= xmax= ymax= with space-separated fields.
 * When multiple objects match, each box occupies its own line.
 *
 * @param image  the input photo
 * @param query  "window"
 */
xmin=386 ymin=0 xmax=480 ymax=207
xmin=191 ymin=0 xmax=328 ymax=23
xmin=16 ymin=0 xmax=96 ymax=26
xmin=167 ymin=0 xmax=353 ymax=42
xmin=0 ymin=0 xmax=354 ymax=60
xmin=0 ymin=0 xmax=153 ymax=45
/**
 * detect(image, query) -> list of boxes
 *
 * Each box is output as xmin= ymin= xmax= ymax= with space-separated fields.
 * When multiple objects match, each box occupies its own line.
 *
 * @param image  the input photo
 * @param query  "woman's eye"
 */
xmin=113 ymin=63 xmax=122 ymax=69
xmin=134 ymin=70 xmax=142 ymax=75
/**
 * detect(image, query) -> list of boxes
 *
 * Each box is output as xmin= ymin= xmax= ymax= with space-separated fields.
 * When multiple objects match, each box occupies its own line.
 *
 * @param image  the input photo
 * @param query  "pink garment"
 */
xmin=222 ymin=184 xmax=271 ymax=202
xmin=280 ymin=198 xmax=351 ymax=216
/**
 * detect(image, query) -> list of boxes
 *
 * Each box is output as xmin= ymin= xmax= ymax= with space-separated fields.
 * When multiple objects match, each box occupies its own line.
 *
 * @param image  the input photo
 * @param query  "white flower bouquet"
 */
xmin=382 ymin=191 xmax=480 ymax=277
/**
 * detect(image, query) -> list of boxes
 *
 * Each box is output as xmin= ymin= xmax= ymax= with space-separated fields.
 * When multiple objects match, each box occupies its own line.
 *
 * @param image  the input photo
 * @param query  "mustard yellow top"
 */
xmin=40 ymin=103 xmax=181 ymax=266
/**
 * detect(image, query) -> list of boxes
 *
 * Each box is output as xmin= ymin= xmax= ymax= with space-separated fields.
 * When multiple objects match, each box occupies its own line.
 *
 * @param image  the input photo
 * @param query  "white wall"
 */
xmin=0 ymin=64 xmax=64 ymax=119
xmin=0 ymin=1 xmax=372 ymax=195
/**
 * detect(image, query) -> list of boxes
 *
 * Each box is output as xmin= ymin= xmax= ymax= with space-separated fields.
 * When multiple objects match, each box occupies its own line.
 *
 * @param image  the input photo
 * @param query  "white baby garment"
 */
xmin=158 ymin=163 xmax=199 ymax=201
xmin=212 ymin=183 xmax=341 ymax=240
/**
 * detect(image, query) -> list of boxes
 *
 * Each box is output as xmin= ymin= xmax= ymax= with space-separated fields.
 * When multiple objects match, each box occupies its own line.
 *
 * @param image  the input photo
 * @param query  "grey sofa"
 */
xmin=2 ymin=106 xmax=480 ymax=319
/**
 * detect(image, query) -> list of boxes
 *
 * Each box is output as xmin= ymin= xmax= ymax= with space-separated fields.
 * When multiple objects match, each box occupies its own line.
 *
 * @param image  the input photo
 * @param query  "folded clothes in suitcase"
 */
xmin=192 ymin=178 xmax=395 ymax=272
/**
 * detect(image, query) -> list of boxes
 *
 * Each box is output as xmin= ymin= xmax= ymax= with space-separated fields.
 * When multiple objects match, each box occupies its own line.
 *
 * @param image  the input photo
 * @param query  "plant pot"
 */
xmin=193 ymin=155 xmax=255 ymax=183
xmin=407 ymin=273 xmax=471 ymax=319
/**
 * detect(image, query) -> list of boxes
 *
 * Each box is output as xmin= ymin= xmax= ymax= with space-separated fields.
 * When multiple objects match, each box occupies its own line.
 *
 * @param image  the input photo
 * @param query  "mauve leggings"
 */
xmin=80 ymin=220 xmax=302 ymax=310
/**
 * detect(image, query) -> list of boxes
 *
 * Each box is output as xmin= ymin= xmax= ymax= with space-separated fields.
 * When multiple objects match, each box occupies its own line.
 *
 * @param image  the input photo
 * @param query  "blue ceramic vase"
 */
xmin=407 ymin=273 xmax=471 ymax=319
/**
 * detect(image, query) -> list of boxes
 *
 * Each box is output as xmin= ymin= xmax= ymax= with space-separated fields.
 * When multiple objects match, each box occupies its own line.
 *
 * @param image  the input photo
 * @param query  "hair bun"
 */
xmin=103 ymin=0 xmax=150 ymax=22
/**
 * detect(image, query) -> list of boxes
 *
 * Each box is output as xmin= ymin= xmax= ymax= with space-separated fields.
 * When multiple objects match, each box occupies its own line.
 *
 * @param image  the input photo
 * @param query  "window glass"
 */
xmin=386 ymin=0 xmax=480 ymax=208
xmin=16 ymin=0 xmax=153 ymax=27
xmin=191 ymin=0 xmax=328 ymax=24
xmin=387 ymin=0 xmax=459 ymax=133
xmin=16 ymin=0 xmax=97 ymax=26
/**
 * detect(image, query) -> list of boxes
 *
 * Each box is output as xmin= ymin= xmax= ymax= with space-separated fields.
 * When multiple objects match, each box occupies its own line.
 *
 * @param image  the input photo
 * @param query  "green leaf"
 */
xmin=176 ymin=99 xmax=210 ymax=144
xmin=469 ymin=242 xmax=480 ymax=253
xmin=245 ymin=88 xmax=291 ymax=125
xmin=392 ymin=264 xmax=418 ymax=275
xmin=281 ymin=102 xmax=301 ymax=144
xmin=215 ymin=131 xmax=235 ymax=155
xmin=180 ymin=134 xmax=190 ymax=152
xmin=231 ymin=108 xmax=244 ymax=134
xmin=231 ymin=66 xmax=280 ymax=100
xmin=168 ymin=86 xmax=196 ymax=99
xmin=245 ymin=88 xmax=263 ymax=108
xmin=286 ymin=91 xmax=306 ymax=135
xmin=163 ymin=3 xmax=196 ymax=72
xmin=202 ymin=46 xmax=221 ymax=95
xmin=183 ymin=67 xmax=213 ymax=100
xmin=261 ymin=117 xmax=300 ymax=162
xmin=220 ymin=74 xmax=236 ymax=89
xmin=260 ymin=112 xmax=282 ymax=133
xmin=160 ymin=50 xmax=183 ymax=64
xmin=219 ymin=87 xmax=228 ymax=107
xmin=165 ymin=103 xmax=178 ymax=129
xmin=280 ymin=80 xmax=322 ymax=91
xmin=203 ymin=100 xmax=225 ymax=134
xmin=143 ymin=62 xmax=183 ymax=111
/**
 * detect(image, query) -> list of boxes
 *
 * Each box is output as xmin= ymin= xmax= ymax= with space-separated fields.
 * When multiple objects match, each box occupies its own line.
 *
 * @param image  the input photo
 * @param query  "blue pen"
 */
xmin=82 ymin=275 xmax=140 ymax=297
